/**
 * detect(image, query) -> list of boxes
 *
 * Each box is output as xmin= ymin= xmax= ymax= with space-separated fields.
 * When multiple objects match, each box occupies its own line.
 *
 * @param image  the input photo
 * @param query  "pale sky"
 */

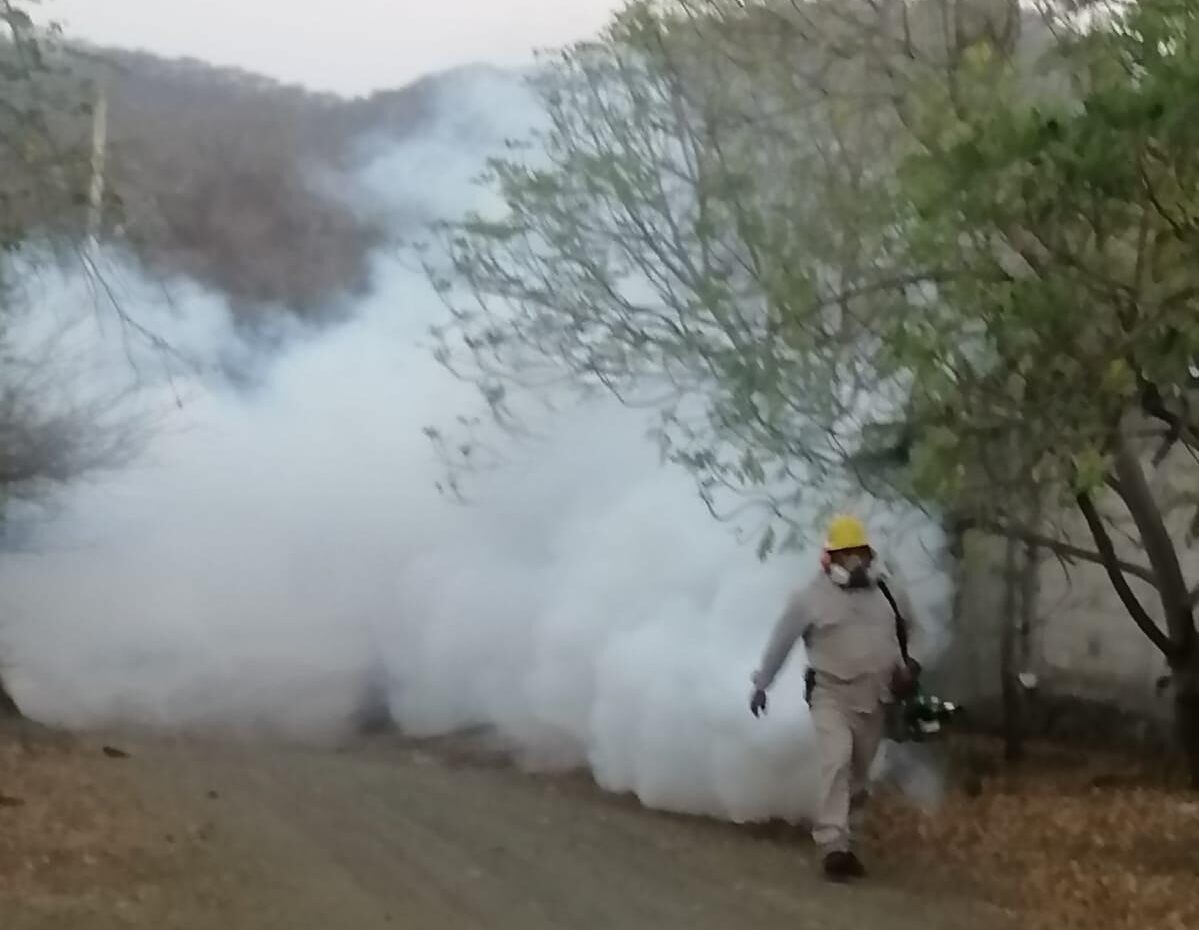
xmin=47 ymin=0 xmax=623 ymax=97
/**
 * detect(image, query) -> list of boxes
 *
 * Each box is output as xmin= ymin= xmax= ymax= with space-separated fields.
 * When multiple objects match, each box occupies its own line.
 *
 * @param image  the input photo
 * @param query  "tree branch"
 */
xmin=1109 ymin=431 xmax=1195 ymax=657
xmin=969 ymin=519 xmax=1159 ymax=588
xmin=1139 ymin=379 xmax=1199 ymax=465
xmin=1076 ymin=491 xmax=1175 ymax=660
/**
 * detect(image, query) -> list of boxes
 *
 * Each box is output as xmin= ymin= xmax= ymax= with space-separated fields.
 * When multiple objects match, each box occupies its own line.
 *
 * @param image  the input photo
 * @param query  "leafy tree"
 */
xmin=433 ymin=0 xmax=1199 ymax=783
xmin=0 ymin=1 xmax=95 ymax=249
xmin=1 ymin=2 xmax=155 ymax=718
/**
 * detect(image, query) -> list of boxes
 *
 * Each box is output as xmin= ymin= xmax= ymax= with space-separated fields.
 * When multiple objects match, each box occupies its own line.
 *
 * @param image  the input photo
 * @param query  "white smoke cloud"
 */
xmin=0 ymin=68 xmax=949 ymax=823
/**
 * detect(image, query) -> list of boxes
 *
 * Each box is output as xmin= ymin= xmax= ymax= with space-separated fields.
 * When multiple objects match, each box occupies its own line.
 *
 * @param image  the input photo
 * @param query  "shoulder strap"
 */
xmin=877 ymin=578 xmax=910 ymax=663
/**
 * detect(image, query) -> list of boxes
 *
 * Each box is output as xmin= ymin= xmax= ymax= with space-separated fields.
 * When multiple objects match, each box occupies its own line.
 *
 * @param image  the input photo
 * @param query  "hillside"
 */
xmin=86 ymin=49 xmax=451 ymax=321
xmin=0 ymin=40 xmax=479 ymax=323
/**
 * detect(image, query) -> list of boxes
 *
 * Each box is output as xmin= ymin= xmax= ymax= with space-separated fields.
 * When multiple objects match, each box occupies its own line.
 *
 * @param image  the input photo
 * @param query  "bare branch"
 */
xmin=970 ymin=518 xmax=1159 ymax=589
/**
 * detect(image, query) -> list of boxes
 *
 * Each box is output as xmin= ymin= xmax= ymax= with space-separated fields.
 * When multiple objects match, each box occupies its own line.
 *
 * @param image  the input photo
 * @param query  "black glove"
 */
xmin=750 ymin=688 xmax=768 ymax=718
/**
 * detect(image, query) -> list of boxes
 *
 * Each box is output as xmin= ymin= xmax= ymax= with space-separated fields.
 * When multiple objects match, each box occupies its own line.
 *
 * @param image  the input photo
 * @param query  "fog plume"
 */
xmin=0 ymin=68 xmax=949 ymax=823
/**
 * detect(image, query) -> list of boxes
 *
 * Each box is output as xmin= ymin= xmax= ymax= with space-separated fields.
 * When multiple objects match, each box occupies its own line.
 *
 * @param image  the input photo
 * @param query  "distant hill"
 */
xmin=53 ymin=48 xmax=468 ymax=322
xmin=0 ymin=36 xmax=518 ymax=324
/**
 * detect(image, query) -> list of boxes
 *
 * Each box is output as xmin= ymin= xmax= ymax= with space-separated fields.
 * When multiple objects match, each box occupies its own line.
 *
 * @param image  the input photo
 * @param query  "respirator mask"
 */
xmin=827 ymin=552 xmax=877 ymax=589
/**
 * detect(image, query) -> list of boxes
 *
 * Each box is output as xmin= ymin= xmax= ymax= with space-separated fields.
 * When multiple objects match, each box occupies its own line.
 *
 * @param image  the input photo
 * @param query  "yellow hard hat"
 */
xmin=825 ymin=514 xmax=870 ymax=552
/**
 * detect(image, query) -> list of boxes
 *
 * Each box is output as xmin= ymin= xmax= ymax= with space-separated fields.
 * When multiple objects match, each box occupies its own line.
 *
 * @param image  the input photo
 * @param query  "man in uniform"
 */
xmin=749 ymin=515 xmax=923 ymax=881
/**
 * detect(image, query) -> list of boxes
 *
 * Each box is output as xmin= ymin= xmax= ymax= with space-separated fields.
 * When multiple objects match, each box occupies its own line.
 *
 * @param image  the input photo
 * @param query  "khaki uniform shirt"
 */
xmin=752 ymin=573 xmax=925 ymax=712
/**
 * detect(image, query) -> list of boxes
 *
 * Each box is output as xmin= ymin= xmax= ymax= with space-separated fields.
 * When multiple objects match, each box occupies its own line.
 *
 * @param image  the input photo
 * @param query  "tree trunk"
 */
xmin=1110 ymin=434 xmax=1195 ymax=652
xmin=0 ymin=674 xmax=21 ymax=719
xmin=1175 ymin=650 xmax=1199 ymax=790
xmin=1107 ymin=430 xmax=1199 ymax=787
xmin=1000 ymin=535 xmax=1023 ymax=762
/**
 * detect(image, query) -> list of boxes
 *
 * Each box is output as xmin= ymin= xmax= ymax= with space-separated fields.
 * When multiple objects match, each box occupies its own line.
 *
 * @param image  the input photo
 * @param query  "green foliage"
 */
xmin=433 ymin=0 xmax=1199 ymax=557
xmin=889 ymin=0 xmax=1199 ymax=520
xmin=0 ymin=1 xmax=94 ymax=251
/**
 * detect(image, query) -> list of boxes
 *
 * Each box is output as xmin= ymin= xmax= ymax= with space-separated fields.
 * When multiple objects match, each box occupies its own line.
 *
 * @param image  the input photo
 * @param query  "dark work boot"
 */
xmin=843 ymin=850 xmax=867 ymax=878
xmin=822 ymin=850 xmax=867 ymax=882
xmin=822 ymin=851 xmax=854 ymax=882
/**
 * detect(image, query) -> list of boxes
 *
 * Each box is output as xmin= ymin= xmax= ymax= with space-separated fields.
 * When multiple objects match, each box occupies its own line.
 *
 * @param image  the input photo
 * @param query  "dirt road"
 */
xmin=3 ymin=734 xmax=1009 ymax=930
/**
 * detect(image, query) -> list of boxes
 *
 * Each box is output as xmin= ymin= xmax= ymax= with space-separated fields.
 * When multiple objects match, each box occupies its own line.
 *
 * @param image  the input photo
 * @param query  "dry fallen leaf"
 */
xmin=864 ymin=737 xmax=1199 ymax=930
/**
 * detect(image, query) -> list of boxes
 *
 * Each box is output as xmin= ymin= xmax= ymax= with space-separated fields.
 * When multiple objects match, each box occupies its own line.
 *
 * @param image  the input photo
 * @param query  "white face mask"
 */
xmin=827 ymin=563 xmax=852 ymax=586
xmin=828 ymin=555 xmax=877 ymax=588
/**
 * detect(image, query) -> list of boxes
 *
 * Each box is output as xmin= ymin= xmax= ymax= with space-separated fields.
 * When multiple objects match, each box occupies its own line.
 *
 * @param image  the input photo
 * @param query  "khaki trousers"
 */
xmin=810 ymin=694 xmax=885 ymax=853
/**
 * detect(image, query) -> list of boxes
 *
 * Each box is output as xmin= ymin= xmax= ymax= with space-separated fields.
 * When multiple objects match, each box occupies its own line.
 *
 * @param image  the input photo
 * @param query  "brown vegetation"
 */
xmin=86 ymin=49 xmax=443 ymax=320
xmin=868 ymin=738 xmax=1199 ymax=930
